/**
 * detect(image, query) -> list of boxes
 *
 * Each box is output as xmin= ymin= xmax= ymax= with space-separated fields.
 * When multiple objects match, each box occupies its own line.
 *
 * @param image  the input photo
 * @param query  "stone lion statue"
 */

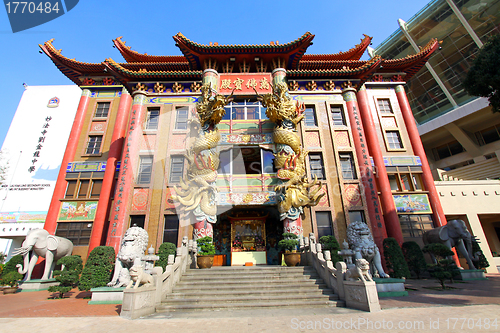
xmin=108 ymin=226 xmax=149 ymax=288
xmin=126 ymin=258 xmax=154 ymax=289
xmin=345 ymin=258 xmax=373 ymax=282
xmin=346 ymin=221 xmax=389 ymax=278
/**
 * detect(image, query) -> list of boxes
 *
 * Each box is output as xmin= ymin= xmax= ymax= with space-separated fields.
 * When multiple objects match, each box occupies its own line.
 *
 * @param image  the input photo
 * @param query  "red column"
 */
xmin=106 ymin=91 xmax=147 ymax=254
xmin=44 ymin=89 xmax=91 ymax=235
xmin=342 ymin=88 xmax=389 ymax=252
xmin=395 ymin=85 xmax=446 ymax=228
xmin=87 ymin=88 xmax=132 ymax=255
xmin=355 ymin=86 xmax=404 ymax=245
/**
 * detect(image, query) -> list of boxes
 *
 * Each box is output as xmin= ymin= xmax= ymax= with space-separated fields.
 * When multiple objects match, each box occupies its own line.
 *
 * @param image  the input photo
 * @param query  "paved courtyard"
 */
xmin=1 ymin=274 xmax=500 ymax=332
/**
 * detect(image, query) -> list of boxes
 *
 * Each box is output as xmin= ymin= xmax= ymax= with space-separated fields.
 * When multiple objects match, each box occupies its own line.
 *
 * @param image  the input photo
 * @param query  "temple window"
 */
xmin=377 ymin=98 xmax=393 ymax=113
xmin=348 ymin=210 xmax=366 ymax=224
xmin=145 ymin=108 xmax=160 ymax=130
xmin=309 ymin=153 xmax=325 ymax=180
xmin=169 ymin=155 xmax=185 ymax=183
xmin=386 ymin=166 xmax=424 ymax=192
xmin=55 ymin=222 xmax=92 ymax=246
xmin=222 ymin=100 xmax=267 ymax=120
xmin=339 ymin=153 xmax=356 ymax=180
xmin=331 ymin=105 xmax=346 ymax=126
xmin=304 ymin=105 xmax=317 ymax=127
xmin=399 ymin=214 xmax=433 ymax=238
xmin=137 ymin=156 xmax=153 ymax=184
xmin=316 ymin=211 xmax=333 ymax=238
xmin=175 ymin=106 xmax=189 ymax=130
xmin=217 ymin=147 xmax=275 ymax=175
xmin=385 ymin=130 xmax=403 ymax=149
xmin=94 ymin=102 xmax=110 ymax=118
xmin=163 ymin=215 xmax=179 ymax=245
xmin=130 ymin=215 xmax=145 ymax=229
xmin=64 ymin=172 xmax=104 ymax=199
xmin=85 ymin=135 xmax=102 ymax=154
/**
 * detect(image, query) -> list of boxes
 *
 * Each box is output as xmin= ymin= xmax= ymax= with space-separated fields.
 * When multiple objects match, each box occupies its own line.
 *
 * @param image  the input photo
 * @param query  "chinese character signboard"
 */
xmin=219 ymin=74 xmax=272 ymax=95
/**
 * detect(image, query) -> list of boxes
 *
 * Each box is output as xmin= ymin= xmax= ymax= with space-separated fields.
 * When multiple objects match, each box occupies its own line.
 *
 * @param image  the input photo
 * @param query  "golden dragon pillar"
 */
xmin=172 ymin=69 xmax=232 ymax=239
xmin=256 ymin=72 xmax=324 ymax=236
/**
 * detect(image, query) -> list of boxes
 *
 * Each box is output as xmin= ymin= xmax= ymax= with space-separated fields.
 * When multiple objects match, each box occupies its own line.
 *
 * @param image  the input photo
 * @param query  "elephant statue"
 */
xmin=13 ymin=229 xmax=73 ymax=281
xmin=422 ymin=219 xmax=479 ymax=270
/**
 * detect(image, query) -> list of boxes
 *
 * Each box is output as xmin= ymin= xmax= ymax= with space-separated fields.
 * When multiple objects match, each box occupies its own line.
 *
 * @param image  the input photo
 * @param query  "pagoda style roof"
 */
xmin=40 ymin=33 xmax=440 ymax=90
xmin=113 ymin=36 xmax=189 ymax=64
xmin=172 ymin=32 xmax=315 ymax=70
xmin=301 ymin=35 xmax=372 ymax=62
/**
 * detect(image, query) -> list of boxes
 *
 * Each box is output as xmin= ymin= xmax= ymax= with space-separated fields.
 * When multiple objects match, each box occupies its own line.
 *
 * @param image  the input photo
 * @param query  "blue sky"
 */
xmin=0 ymin=0 xmax=431 ymax=147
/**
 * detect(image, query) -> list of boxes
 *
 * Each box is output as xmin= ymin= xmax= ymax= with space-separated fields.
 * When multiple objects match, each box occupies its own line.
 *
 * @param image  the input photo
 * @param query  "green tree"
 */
xmin=155 ymin=242 xmax=177 ymax=271
xmin=402 ymin=241 xmax=427 ymax=279
xmin=48 ymin=255 xmax=83 ymax=299
xmin=196 ymin=236 xmax=215 ymax=255
xmin=472 ymin=240 xmax=490 ymax=270
xmin=2 ymin=254 xmax=23 ymax=277
xmin=78 ymin=246 xmax=115 ymax=291
xmin=423 ymin=243 xmax=460 ymax=289
xmin=319 ymin=235 xmax=342 ymax=264
xmin=277 ymin=233 xmax=299 ymax=253
xmin=463 ymin=34 xmax=500 ymax=112
xmin=383 ymin=238 xmax=411 ymax=279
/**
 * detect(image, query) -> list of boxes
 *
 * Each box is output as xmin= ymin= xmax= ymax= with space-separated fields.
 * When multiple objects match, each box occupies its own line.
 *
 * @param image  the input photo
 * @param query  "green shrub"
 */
xmin=383 ymin=238 xmax=411 ymax=279
xmin=196 ymin=237 xmax=215 ymax=256
xmin=278 ymin=233 xmax=299 ymax=253
xmin=319 ymin=235 xmax=342 ymax=264
xmin=423 ymin=243 xmax=460 ymax=289
xmin=155 ymin=242 xmax=177 ymax=270
xmin=0 ymin=271 xmax=23 ymax=287
xmin=0 ymin=251 xmax=5 ymax=264
xmin=402 ymin=241 xmax=427 ymax=279
xmin=2 ymin=254 xmax=23 ymax=276
xmin=78 ymin=246 xmax=115 ymax=292
xmin=48 ymin=255 xmax=83 ymax=298
xmin=472 ymin=240 xmax=490 ymax=270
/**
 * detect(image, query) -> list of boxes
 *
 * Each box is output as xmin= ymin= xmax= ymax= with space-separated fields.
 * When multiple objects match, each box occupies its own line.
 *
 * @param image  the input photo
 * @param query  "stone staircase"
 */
xmin=156 ymin=265 xmax=345 ymax=312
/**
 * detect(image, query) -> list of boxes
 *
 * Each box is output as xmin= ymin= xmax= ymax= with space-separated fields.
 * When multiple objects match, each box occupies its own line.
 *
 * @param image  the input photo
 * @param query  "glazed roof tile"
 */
xmin=301 ymin=35 xmax=372 ymax=61
xmin=104 ymin=58 xmax=202 ymax=79
xmin=288 ymin=56 xmax=382 ymax=79
xmin=113 ymin=36 xmax=188 ymax=63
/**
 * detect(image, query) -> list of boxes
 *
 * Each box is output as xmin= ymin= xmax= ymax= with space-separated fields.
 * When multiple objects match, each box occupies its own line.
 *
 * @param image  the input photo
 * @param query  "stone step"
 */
xmin=168 ymin=288 xmax=336 ymax=299
xmin=167 ymin=291 xmax=338 ymax=301
xmin=173 ymin=282 xmax=329 ymax=293
xmin=179 ymin=275 xmax=321 ymax=284
xmin=184 ymin=266 xmax=314 ymax=273
xmin=156 ymin=299 xmax=346 ymax=312
xmin=182 ymin=269 xmax=318 ymax=278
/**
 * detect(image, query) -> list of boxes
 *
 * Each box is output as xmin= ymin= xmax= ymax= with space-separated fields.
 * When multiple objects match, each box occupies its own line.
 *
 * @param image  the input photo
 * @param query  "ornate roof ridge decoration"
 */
xmin=39 ymin=39 xmax=106 ymax=85
xmin=379 ymin=38 xmax=440 ymax=80
xmin=301 ymin=34 xmax=372 ymax=61
xmin=298 ymin=59 xmax=369 ymax=71
xmin=103 ymin=58 xmax=203 ymax=80
xmin=172 ymin=32 xmax=315 ymax=70
xmin=288 ymin=55 xmax=382 ymax=79
xmin=113 ymin=36 xmax=188 ymax=64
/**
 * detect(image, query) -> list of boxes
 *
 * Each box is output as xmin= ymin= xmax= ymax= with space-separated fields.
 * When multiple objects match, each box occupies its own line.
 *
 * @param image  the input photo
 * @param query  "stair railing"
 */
xmin=303 ymin=234 xmax=380 ymax=312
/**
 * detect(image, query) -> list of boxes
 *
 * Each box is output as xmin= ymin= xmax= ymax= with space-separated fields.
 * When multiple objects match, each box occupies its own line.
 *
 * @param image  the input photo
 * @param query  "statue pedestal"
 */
xmin=19 ymin=279 xmax=58 ymax=291
xmin=373 ymin=278 xmax=408 ymax=297
xmin=88 ymin=287 xmax=125 ymax=304
xmin=457 ymin=269 xmax=487 ymax=281
xmin=343 ymin=280 xmax=381 ymax=312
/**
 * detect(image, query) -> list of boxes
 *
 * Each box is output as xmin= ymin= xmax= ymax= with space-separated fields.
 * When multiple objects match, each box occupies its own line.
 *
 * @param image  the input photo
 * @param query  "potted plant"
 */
xmin=278 ymin=233 xmax=300 ymax=266
xmin=1 ymin=271 xmax=23 ymax=294
xmin=196 ymin=236 xmax=216 ymax=269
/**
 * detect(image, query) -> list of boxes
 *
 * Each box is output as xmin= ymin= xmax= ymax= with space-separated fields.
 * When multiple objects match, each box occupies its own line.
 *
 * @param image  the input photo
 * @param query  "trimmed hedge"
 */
xmin=48 ymin=255 xmax=83 ymax=298
xmin=155 ymin=242 xmax=177 ymax=271
xmin=383 ymin=238 xmax=411 ymax=279
xmin=319 ymin=235 xmax=342 ymax=264
xmin=402 ymin=241 xmax=427 ymax=279
xmin=78 ymin=246 xmax=115 ymax=291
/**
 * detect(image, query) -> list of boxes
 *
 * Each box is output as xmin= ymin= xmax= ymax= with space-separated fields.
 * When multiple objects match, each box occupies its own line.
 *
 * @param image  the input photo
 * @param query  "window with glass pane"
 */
xmin=400 ymin=174 xmax=412 ymax=191
xmin=262 ymin=149 xmax=276 ymax=174
xmin=77 ymin=180 xmax=90 ymax=198
xmin=146 ymin=108 xmax=160 ymax=130
xmin=339 ymin=153 xmax=356 ymax=179
xmin=56 ymin=222 xmax=92 ymax=245
xmin=377 ymin=99 xmax=393 ymax=113
xmin=348 ymin=211 xmax=365 ymax=223
xmin=388 ymin=174 xmax=399 ymax=191
xmin=137 ymin=156 xmax=153 ymax=184
xmin=86 ymin=136 xmax=102 ymax=154
xmin=130 ymin=215 xmax=145 ymax=229
xmin=304 ymin=106 xmax=317 ymax=127
xmin=169 ymin=156 xmax=185 ymax=183
xmin=95 ymin=102 xmax=110 ymax=118
xmin=476 ymin=125 xmax=500 ymax=146
xmin=309 ymin=153 xmax=325 ymax=180
xmin=65 ymin=180 xmax=77 ymax=198
xmin=90 ymin=179 xmax=102 ymax=198
xmin=331 ymin=105 xmax=346 ymax=126
xmin=412 ymin=174 xmax=423 ymax=190
xmin=398 ymin=214 xmax=433 ymax=238
xmin=218 ymin=149 xmax=231 ymax=175
xmin=386 ymin=131 xmax=403 ymax=149
xmin=316 ymin=211 xmax=333 ymax=238
xmin=232 ymin=147 xmax=261 ymax=175
xmin=164 ymin=215 xmax=179 ymax=245
xmin=175 ymin=107 xmax=188 ymax=130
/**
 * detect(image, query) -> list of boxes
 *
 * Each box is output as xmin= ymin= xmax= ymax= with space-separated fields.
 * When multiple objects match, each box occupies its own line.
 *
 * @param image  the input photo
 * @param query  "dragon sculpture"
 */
xmin=256 ymin=82 xmax=324 ymax=235
xmin=172 ymin=83 xmax=233 ymax=238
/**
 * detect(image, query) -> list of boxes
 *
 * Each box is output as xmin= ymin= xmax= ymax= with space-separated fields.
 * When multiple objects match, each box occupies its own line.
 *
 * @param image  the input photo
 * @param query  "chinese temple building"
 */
xmin=40 ymin=32 xmax=443 ymax=265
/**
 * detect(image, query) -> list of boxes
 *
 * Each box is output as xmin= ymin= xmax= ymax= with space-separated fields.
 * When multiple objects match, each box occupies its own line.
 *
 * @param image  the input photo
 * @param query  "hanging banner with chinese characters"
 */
xmin=219 ymin=74 xmax=272 ymax=95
